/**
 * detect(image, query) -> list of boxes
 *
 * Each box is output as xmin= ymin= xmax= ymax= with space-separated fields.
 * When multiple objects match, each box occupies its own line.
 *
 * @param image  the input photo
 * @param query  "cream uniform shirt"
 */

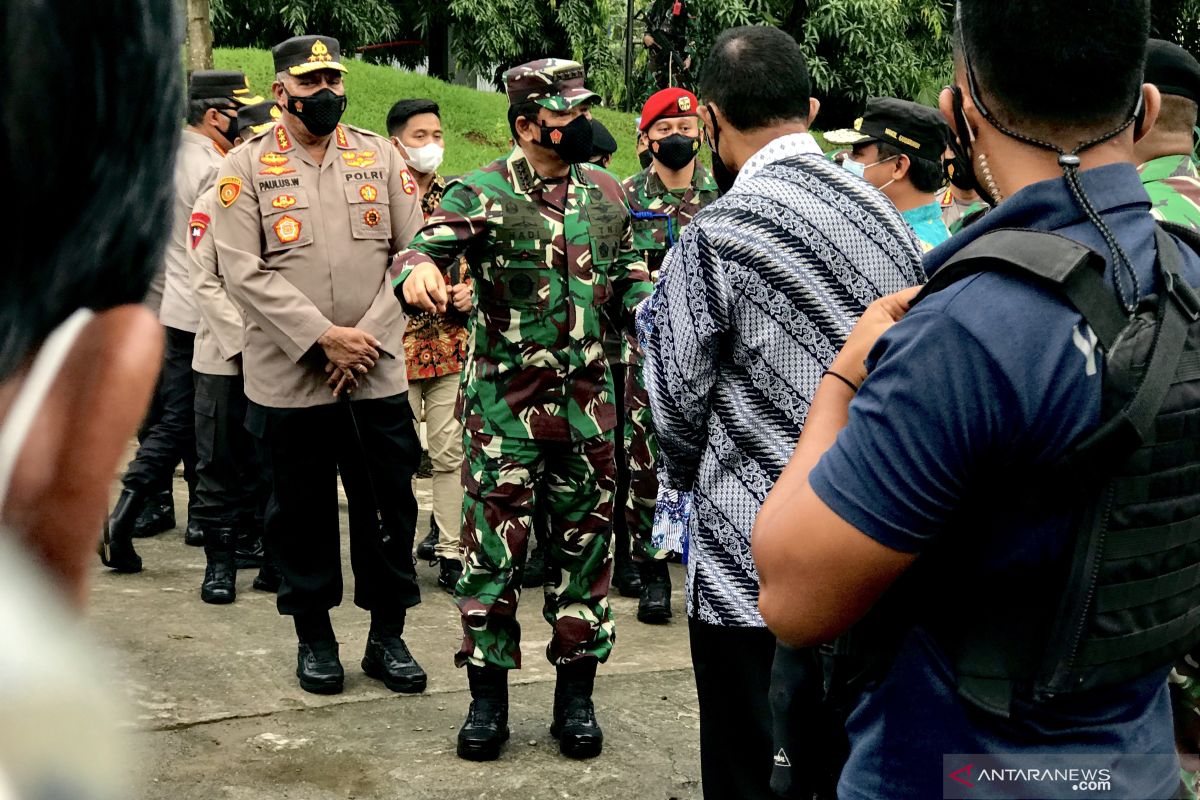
xmin=214 ymin=121 xmax=423 ymax=408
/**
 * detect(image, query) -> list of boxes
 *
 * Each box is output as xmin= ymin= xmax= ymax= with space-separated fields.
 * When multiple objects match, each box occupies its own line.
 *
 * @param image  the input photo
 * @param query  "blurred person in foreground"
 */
xmin=637 ymin=25 xmax=923 ymax=799
xmin=754 ymin=2 xmax=1200 ymax=799
xmin=1136 ymin=38 xmax=1200 ymax=232
xmin=0 ymin=0 xmax=182 ymax=795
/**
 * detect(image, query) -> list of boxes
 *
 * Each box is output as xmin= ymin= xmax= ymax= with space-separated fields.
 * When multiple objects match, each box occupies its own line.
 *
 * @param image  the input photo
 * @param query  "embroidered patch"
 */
xmin=549 ymin=128 xmax=563 ymax=144
xmin=189 ymin=212 xmax=210 ymax=249
xmin=359 ymin=184 xmax=378 ymax=202
xmin=217 ymin=177 xmax=243 ymax=208
xmin=363 ymin=208 xmax=382 ymax=227
xmin=273 ymin=214 xmax=301 ymax=243
xmin=341 ymin=150 xmax=377 ymax=168
xmin=272 ymin=194 xmax=297 ymax=210
xmin=259 ymin=165 xmax=296 ymax=176
xmin=275 ymin=125 xmax=293 ymax=152
xmin=401 ymin=170 xmax=417 ymax=195
xmin=260 ymin=152 xmax=289 ymax=167
xmin=335 ymin=125 xmax=349 ymax=149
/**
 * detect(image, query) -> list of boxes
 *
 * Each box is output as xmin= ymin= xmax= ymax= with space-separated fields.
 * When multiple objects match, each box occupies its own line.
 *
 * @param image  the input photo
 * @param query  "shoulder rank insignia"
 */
xmin=335 ymin=125 xmax=350 ymax=149
xmin=189 ymin=212 xmax=210 ymax=249
xmin=260 ymin=152 xmax=289 ymax=167
xmin=363 ymin=208 xmax=382 ymax=227
xmin=401 ymin=170 xmax=417 ymax=195
xmin=275 ymin=125 xmax=293 ymax=152
xmin=217 ymin=176 xmax=243 ymax=208
xmin=273 ymin=214 xmax=302 ymax=244
xmin=272 ymin=194 xmax=297 ymax=210
xmin=341 ymin=150 xmax=377 ymax=168
xmin=359 ymin=184 xmax=379 ymax=202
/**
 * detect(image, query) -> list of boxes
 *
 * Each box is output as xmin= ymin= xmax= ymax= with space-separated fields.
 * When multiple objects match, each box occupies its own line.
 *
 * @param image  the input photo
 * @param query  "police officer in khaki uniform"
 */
xmin=213 ymin=35 xmax=425 ymax=696
xmin=100 ymin=70 xmax=262 ymax=573
xmin=188 ymin=101 xmax=281 ymax=606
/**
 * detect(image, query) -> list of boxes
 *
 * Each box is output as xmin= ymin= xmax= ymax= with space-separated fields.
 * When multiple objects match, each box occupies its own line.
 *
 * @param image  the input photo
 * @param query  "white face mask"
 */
xmin=0 ymin=309 xmax=94 ymax=512
xmin=399 ymin=141 xmax=444 ymax=175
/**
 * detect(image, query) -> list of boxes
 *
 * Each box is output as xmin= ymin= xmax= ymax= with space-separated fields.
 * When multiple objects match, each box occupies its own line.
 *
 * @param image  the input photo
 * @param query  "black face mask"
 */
xmin=639 ymin=149 xmax=654 ymax=170
xmin=215 ymin=109 xmax=238 ymax=147
xmin=537 ymin=114 xmax=594 ymax=164
xmin=652 ymin=133 xmax=699 ymax=171
xmin=703 ymin=105 xmax=737 ymax=196
xmin=947 ymin=85 xmax=997 ymax=207
xmin=285 ymin=88 xmax=347 ymax=137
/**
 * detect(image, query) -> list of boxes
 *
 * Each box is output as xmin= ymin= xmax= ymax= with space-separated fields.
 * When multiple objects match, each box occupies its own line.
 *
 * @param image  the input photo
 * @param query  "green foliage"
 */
xmin=213 ymin=47 xmax=647 ymax=179
xmin=209 ymin=0 xmax=404 ymax=52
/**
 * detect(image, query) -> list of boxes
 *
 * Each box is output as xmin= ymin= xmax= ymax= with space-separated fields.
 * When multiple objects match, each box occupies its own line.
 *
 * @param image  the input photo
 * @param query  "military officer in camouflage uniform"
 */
xmin=620 ymin=87 xmax=716 ymax=625
xmin=394 ymin=59 xmax=652 ymax=763
xmin=1135 ymin=38 xmax=1200 ymax=799
xmin=1136 ymin=39 xmax=1200 ymax=234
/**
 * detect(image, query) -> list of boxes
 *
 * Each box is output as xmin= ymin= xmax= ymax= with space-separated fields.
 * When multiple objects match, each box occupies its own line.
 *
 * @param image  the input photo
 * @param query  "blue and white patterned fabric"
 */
xmin=638 ymin=133 xmax=925 ymax=627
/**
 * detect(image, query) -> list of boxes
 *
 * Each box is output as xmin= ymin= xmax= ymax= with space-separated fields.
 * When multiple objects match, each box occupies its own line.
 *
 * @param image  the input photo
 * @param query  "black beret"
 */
xmin=1146 ymin=39 xmax=1200 ymax=103
xmin=590 ymin=118 xmax=618 ymax=156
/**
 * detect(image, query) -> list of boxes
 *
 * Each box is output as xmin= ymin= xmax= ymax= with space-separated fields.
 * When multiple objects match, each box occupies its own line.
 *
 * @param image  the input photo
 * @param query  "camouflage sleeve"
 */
xmin=390 ymin=180 xmax=487 ymax=289
xmin=611 ymin=198 xmax=653 ymax=320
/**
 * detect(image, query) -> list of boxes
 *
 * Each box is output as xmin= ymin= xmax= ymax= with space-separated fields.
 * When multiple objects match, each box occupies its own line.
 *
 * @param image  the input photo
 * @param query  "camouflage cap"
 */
xmin=503 ymin=59 xmax=600 ymax=111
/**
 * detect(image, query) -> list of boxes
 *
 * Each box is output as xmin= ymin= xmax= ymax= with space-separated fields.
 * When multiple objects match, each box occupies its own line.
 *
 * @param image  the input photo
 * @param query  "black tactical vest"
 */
xmin=826 ymin=223 xmax=1200 ymax=718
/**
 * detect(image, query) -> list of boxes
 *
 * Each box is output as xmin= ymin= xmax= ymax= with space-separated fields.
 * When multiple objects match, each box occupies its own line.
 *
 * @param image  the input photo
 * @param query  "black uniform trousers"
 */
xmin=247 ymin=394 xmax=422 ymax=618
xmin=193 ymin=372 xmax=266 ymax=529
xmin=124 ymin=326 xmax=198 ymax=498
xmin=689 ymin=618 xmax=779 ymax=800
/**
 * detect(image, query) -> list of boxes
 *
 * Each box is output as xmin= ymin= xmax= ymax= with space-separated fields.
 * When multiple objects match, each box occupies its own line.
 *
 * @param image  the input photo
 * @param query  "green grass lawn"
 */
xmin=215 ymin=48 xmax=646 ymax=179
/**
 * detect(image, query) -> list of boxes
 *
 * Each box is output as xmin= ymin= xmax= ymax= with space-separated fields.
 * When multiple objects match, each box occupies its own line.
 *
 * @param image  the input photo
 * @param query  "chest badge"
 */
xmin=272 ymin=194 xmax=298 ymax=210
xmin=363 ymin=208 xmax=382 ymax=227
xmin=273 ymin=214 xmax=302 ymax=244
xmin=260 ymin=152 xmax=289 ymax=167
xmin=341 ymin=150 xmax=377 ymax=168
xmin=189 ymin=212 xmax=210 ymax=249
xmin=259 ymin=165 xmax=296 ymax=176
xmin=217 ymin=176 xmax=243 ymax=208
xmin=359 ymin=184 xmax=379 ymax=202
xmin=401 ymin=170 xmax=417 ymax=195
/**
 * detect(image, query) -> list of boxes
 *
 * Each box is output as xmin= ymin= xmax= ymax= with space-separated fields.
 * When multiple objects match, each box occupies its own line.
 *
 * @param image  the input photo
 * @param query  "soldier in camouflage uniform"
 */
xmin=619 ymin=87 xmax=716 ymax=625
xmin=393 ymin=59 xmax=652 ymax=763
xmin=1136 ymin=38 xmax=1200 ymax=798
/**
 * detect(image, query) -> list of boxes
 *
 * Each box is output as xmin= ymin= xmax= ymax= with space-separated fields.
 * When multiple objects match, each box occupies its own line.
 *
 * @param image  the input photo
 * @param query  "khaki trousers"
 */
xmin=408 ymin=372 xmax=465 ymax=560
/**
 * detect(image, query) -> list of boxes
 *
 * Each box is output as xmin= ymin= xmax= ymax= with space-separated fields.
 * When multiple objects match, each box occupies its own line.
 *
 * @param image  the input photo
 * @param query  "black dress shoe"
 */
xmin=551 ymin=660 xmax=603 ymax=759
xmin=184 ymin=518 xmax=205 ymax=547
xmin=296 ymin=641 xmax=344 ymax=695
xmin=99 ymin=488 xmax=143 ymax=573
xmin=200 ymin=527 xmax=237 ymax=605
xmin=415 ymin=520 xmax=438 ymax=564
xmin=235 ymin=528 xmax=265 ymax=569
xmin=437 ymin=557 xmax=463 ymax=594
xmin=361 ymin=632 xmax=427 ymax=693
xmin=253 ymin=560 xmax=281 ymax=593
xmin=131 ymin=490 xmax=175 ymax=538
xmin=637 ymin=561 xmax=673 ymax=624
xmin=613 ymin=554 xmax=643 ymax=598
xmin=457 ymin=665 xmax=509 ymax=761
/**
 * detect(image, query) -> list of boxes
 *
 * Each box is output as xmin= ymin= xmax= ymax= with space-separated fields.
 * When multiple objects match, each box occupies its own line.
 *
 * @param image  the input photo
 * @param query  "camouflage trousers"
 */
xmin=624 ymin=362 xmax=668 ymax=562
xmin=455 ymin=431 xmax=617 ymax=670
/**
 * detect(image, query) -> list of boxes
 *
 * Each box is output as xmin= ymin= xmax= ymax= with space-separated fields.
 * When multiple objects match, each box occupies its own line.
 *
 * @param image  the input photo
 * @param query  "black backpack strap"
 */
xmin=915 ymin=229 xmax=1130 ymax=350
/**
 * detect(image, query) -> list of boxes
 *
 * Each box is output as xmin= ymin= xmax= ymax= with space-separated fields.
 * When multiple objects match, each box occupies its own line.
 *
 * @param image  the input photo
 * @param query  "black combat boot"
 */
xmin=437 ymin=557 xmax=463 ymax=594
xmin=637 ymin=559 xmax=673 ymax=624
xmin=457 ymin=665 xmax=510 ymax=761
xmin=294 ymin=613 xmax=343 ymax=694
xmin=551 ymin=658 xmax=603 ymax=759
xmin=252 ymin=559 xmax=281 ymax=592
xmin=184 ymin=517 xmax=205 ymax=547
xmin=415 ymin=516 xmax=439 ymax=564
xmin=235 ymin=527 xmax=265 ymax=569
xmin=131 ymin=490 xmax=175 ymax=538
xmin=522 ymin=542 xmax=548 ymax=588
xmin=613 ymin=551 xmax=642 ymax=598
xmin=99 ymin=488 xmax=144 ymax=573
xmin=361 ymin=612 xmax=427 ymax=694
xmin=200 ymin=526 xmax=237 ymax=605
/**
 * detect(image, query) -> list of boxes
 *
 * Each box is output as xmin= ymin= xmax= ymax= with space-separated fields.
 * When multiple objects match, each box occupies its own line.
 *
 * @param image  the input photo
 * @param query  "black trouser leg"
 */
xmin=193 ymin=373 xmax=255 ymax=528
xmin=336 ymin=395 xmax=422 ymax=614
xmin=124 ymin=326 xmax=197 ymax=496
xmin=688 ymin=618 xmax=779 ymax=800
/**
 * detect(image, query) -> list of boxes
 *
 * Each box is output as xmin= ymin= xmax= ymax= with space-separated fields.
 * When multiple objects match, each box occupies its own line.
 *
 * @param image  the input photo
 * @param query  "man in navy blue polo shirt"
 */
xmin=753 ymin=1 xmax=1200 ymax=798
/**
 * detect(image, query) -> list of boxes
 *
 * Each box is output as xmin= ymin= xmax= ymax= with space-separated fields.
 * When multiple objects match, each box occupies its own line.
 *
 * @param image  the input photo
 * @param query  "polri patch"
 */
xmin=273 ymin=214 xmax=302 ymax=244
xmin=218 ymin=177 xmax=243 ymax=208
xmin=189 ymin=212 xmax=210 ymax=249
xmin=401 ymin=170 xmax=417 ymax=195
xmin=363 ymin=208 xmax=382 ymax=227
xmin=359 ymin=184 xmax=378 ymax=202
xmin=272 ymin=194 xmax=298 ymax=210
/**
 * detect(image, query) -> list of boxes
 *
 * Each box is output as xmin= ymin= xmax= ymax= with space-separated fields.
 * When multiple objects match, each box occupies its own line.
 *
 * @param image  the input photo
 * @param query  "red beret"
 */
xmin=639 ymin=88 xmax=700 ymax=132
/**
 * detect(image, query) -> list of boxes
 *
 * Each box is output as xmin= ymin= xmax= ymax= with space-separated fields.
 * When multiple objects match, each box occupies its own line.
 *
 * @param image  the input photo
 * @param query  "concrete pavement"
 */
xmin=87 ymin=473 xmax=702 ymax=800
